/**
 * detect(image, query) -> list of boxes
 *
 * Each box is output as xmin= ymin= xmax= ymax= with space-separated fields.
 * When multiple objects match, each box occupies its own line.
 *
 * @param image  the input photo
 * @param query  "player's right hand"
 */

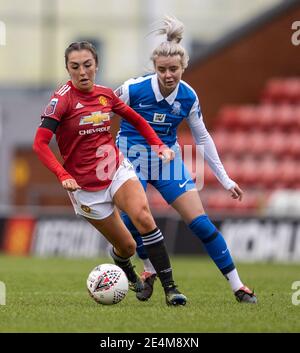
xmin=159 ymin=147 xmax=175 ymax=163
xmin=62 ymin=178 xmax=81 ymax=191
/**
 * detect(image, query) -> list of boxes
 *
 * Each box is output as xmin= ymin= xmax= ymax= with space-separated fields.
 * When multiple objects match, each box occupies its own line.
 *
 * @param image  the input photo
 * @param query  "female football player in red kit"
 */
xmin=33 ymin=41 xmax=186 ymax=306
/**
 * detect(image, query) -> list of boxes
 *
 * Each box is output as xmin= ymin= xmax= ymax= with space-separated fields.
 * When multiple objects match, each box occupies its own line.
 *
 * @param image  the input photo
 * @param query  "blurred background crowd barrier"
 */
xmin=1 ymin=0 xmax=300 ymax=261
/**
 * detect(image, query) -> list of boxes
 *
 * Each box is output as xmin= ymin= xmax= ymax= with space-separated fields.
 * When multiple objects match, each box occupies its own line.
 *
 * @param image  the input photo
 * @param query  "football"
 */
xmin=86 ymin=263 xmax=128 ymax=305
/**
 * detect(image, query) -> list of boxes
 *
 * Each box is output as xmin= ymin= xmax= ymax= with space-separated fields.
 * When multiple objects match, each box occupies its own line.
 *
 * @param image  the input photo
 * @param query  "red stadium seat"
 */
xmin=225 ymin=131 xmax=249 ymax=157
xmin=222 ymin=156 xmax=243 ymax=184
xmin=254 ymin=105 xmax=275 ymax=131
xmin=274 ymin=104 xmax=297 ymax=131
xmin=206 ymin=189 xmax=260 ymax=213
xmin=204 ymin=163 xmax=219 ymax=187
xmin=287 ymin=132 xmax=300 ymax=158
xmin=277 ymin=157 xmax=298 ymax=188
xmin=205 ymin=76 xmax=300 ymax=213
xmin=259 ymin=156 xmax=279 ymax=188
xmin=293 ymin=163 xmax=300 ymax=188
xmin=239 ymin=157 xmax=261 ymax=186
xmin=282 ymin=78 xmax=300 ymax=104
xmin=211 ymin=129 xmax=231 ymax=156
xmin=212 ymin=130 xmax=254 ymax=158
xmin=239 ymin=192 xmax=260 ymax=210
xmin=261 ymin=79 xmax=285 ymax=104
xmin=267 ymin=131 xmax=289 ymax=158
xmin=234 ymin=105 xmax=257 ymax=130
xmin=261 ymin=77 xmax=300 ymax=104
xmin=293 ymin=106 xmax=300 ymax=131
xmin=205 ymin=190 xmax=235 ymax=211
xmin=216 ymin=105 xmax=241 ymax=130
xmin=248 ymin=131 xmax=268 ymax=156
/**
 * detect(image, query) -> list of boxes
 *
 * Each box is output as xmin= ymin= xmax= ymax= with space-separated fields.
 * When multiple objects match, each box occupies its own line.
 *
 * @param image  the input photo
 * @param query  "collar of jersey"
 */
xmin=151 ymin=74 xmax=179 ymax=105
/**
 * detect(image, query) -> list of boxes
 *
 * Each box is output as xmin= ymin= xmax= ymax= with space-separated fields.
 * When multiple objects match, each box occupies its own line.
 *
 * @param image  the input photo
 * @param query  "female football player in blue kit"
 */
xmin=116 ymin=16 xmax=257 ymax=304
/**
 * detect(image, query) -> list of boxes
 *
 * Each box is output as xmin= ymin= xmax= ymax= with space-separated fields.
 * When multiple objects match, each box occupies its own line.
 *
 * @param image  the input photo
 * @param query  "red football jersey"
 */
xmin=42 ymin=80 xmax=154 ymax=191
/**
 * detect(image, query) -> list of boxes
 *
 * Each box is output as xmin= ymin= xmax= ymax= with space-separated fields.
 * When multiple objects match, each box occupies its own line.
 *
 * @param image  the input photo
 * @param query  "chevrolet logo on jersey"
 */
xmin=79 ymin=112 xmax=110 ymax=126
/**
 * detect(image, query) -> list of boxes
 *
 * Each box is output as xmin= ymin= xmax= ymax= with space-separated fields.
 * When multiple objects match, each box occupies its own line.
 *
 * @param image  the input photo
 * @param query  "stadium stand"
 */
xmin=261 ymin=77 xmax=300 ymax=105
xmin=148 ymin=76 xmax=300 ymax=215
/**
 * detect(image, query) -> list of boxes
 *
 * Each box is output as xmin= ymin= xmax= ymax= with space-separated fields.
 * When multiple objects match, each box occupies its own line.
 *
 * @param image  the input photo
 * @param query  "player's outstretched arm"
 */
xmin=113 ymin=98 xmax=174 ymax=162
xmin=33 ymin=127 xmax=81 ymax=191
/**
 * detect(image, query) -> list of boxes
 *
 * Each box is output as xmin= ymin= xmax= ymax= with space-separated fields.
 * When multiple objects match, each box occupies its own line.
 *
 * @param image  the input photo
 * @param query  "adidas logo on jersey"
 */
xmin=75 ymin=102 xmax=84 ymax=109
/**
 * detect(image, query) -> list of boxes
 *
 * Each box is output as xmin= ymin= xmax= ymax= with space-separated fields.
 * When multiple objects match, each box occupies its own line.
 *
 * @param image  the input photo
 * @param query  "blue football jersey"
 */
xmin=116 ymin=74 xmax=202 ymax=150
xmin=115 ymin=74 xmax=236 ymax=193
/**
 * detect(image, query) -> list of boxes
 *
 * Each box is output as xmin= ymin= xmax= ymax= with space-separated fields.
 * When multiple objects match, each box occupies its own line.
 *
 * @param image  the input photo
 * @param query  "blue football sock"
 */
xmin=188 ymin=214 xmax=235 ymax=275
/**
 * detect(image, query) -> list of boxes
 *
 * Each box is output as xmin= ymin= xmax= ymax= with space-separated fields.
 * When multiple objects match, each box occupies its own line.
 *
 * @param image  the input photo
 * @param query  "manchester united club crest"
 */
xmin=81 ymin=205 xmax=91 ymax=213
xmin=99 ymin=96 xmax=108 ymax=106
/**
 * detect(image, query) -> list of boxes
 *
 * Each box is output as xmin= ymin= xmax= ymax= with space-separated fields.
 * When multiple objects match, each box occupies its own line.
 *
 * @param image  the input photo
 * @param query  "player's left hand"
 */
xmin=229 ymin=183 xmax=243 ymax=201
xmin=159 ymin=148 xmax=175 ymax=162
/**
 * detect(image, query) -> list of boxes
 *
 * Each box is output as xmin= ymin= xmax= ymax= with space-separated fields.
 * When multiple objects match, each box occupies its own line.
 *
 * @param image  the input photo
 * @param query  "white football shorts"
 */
xmin=68 ymin=158 xmax=138 ymax=220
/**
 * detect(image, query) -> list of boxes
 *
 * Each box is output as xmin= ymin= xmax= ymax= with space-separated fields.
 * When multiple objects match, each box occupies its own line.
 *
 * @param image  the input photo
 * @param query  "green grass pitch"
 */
xmin=0 ymin=254 xmax=299 ymax=333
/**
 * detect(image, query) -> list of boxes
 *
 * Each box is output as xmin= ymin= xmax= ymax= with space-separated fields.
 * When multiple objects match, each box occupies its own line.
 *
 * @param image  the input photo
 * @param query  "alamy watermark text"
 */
xmin=0 ymin=281 xmax=6 ymax=305
xmin=0 ymin=21 xmax=6 ymax=46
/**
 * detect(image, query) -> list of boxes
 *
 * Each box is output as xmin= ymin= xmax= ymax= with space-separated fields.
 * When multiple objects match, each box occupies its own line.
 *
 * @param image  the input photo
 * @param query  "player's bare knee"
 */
xmin=120 ymin=239 xmax=136 ymax=258
xmin=134 ymin=206 xmax=155 ymax=233
xmin=127 ymin=240 xmax=136 ymax=257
